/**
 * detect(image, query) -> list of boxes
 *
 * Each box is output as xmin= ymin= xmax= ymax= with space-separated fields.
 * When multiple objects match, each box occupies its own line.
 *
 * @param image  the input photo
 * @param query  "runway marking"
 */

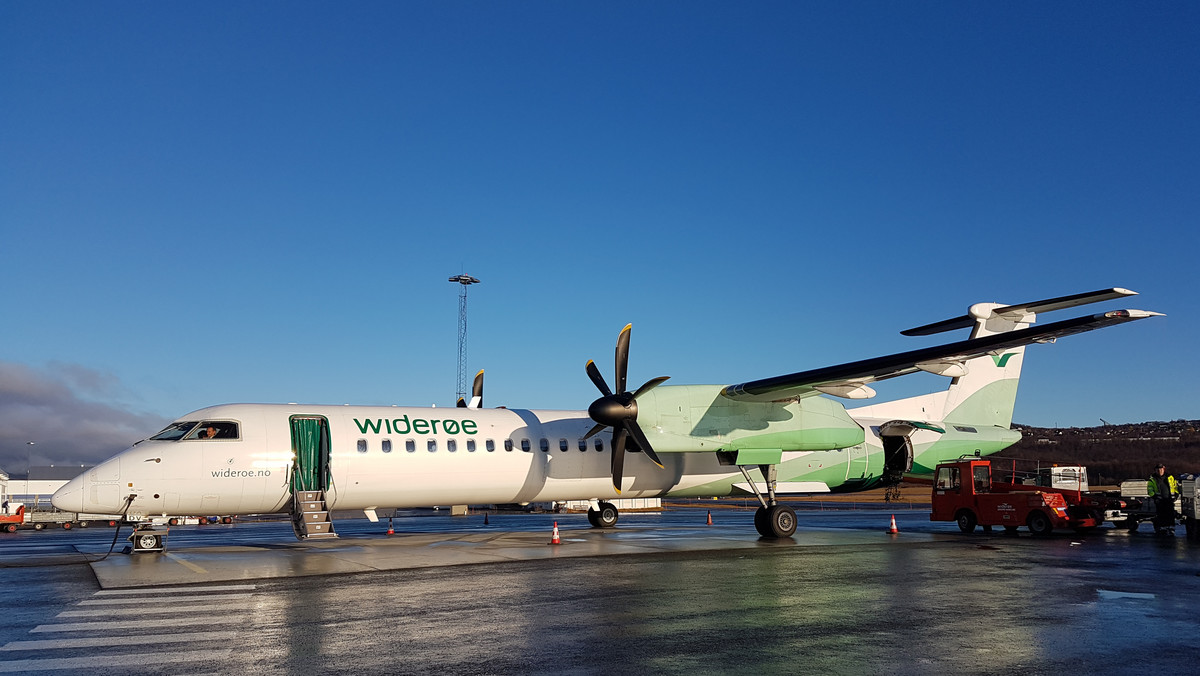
xmin=0 ymin=648 xmax=231 ymax=672
xmin=1 ymin=631 xmax=239 ymax=651
xmin=164 ymin=552 xmax=208 ymax=574
xmin=58 ymin=603 xmax=242 ymax=618
xmin=32 ymin=616 xmax=246 ymax=633
xmin=93 ymin=584 xmax=255 ymax=595
xmin=80 ymin=593 xmax=253 ymax=605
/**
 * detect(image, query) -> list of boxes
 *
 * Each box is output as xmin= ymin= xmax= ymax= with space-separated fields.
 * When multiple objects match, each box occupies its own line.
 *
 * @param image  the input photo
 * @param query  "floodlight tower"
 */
xmin=448 ymin=274 xmax=481 ymax=402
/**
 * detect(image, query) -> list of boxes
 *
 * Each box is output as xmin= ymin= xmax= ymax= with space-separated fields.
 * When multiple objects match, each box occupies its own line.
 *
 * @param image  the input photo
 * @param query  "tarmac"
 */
xmin=82 ymin=512 xmax=934 ymax=588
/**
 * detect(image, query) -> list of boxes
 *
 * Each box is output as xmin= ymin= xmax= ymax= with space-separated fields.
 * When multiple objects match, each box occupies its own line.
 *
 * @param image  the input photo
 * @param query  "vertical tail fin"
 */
xmin=867 ymin=288 xmax=1139 ymax=428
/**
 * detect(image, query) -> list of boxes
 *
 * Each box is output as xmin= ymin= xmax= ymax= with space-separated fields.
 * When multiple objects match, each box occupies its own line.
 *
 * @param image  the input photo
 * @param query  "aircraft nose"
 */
xmin=52 ymin=475 xmax=86 ymax=513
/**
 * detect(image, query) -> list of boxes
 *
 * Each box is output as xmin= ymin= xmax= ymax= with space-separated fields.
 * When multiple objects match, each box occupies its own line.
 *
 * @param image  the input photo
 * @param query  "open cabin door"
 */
xmin=288 ymin=415 xmax=338 ymax=540
xmin=290 ymin=415 xmax=331 ymax=494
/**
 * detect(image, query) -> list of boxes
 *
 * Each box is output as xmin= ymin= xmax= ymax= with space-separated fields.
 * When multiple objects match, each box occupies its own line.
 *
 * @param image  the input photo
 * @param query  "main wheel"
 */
xmin=956 ymin=510 xmax=978 ymax=534
xmin=762 ymin=505 xmax=797 ymax=538
xmin=1027 ymin=511 xmax=1053 ymax=536
xmin=754 ymin=507 xmax=769 ymax=536
xmin=591 ymin=502 xmax=618 ymax=528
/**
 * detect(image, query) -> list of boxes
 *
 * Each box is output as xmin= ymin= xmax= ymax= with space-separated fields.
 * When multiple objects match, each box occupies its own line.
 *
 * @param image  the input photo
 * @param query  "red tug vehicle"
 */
xmin=931 ymin=457 xmax=1119 ymax=535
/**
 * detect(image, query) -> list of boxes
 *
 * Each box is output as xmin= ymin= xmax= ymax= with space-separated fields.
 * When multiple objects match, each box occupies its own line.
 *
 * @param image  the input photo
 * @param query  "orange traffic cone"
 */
xmin=550 ymin=521 xmax=561 ymax=545
xmin=706 ymin=510 xmax=713 ymax=525
xmin=886 ymin=514 xmax=899 ymax=535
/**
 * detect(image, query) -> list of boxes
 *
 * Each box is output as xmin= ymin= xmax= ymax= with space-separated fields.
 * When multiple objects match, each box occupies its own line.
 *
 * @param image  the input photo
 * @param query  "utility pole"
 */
xmin=448 ymin=274 xmax=481 ymax=403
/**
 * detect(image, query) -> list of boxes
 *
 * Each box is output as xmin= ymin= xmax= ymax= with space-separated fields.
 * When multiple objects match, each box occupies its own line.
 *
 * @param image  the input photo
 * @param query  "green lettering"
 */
xmin=444 ymin=420 xmax=460 ymax=434
xmin=385 ymin=419 xmax=392 ymax=434
xmin=462 ymin=420 xmax=477 ymax=435
xmin=393 ymin=416 xmax=411 ymax=434
xmin=354 ymin=419 xmax=382 ymax=434
xmin=412 ymin=419 xmax=430 ymax=434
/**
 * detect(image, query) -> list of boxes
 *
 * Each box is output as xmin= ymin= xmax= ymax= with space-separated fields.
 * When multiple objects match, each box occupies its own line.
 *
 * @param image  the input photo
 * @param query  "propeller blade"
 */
xmin=623 ymin=420 xmax=664 ymax=468
xmin=611 ymin=426 xmax=628 ymax=494
xmin=456 ymin=398 xmax=467 ymax=408
xmin=586 ymin=360 xmax=612 ymax=397
xmin=631 ymin=376 xmax=670 ymax=400
xmin=583 ymin=422 xmax=607 ymax=440
xmin=615 ymin=324 xmax=631 ymax=395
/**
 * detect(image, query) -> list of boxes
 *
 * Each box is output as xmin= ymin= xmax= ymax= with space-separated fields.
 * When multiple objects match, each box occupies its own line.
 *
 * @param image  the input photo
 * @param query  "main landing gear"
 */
xmin=587 ymin=501 xmax=619 ymax=528
xmin=741 ymin=463 xmax=797 ymax=538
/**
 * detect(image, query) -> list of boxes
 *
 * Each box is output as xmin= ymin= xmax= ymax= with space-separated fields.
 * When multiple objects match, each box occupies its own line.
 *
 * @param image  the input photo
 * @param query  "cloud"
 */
xmin=0 ymin=362 xmax=167 ymax=473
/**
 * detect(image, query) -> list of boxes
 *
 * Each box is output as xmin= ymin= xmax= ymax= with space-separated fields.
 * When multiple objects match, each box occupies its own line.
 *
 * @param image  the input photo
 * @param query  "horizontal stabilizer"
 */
xmin=902 ymin=288 xmax=1137 ymax=336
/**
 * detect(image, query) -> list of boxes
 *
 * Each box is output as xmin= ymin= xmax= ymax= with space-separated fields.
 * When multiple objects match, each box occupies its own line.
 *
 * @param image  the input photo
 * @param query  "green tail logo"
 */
xmin=991 ymin=353 xmax=1017 ymax=367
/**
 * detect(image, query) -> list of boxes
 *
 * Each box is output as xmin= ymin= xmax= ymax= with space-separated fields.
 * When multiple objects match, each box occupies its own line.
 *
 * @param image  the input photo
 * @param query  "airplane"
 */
xmin=52 ymin=288 xmax=1160 ymax=547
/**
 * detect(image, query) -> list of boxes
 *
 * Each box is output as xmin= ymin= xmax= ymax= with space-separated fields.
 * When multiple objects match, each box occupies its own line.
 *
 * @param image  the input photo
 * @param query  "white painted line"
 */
xmin=80 ymin=593 xmax=254 ymax=606
xmin=2 ymin=631 xmax=239 ymax=651
xmin=0 ymin=648 xmax=231 ymax=672
xmin=32 ymin=616 xmax=246 ymax=633
xmin=164 ymin=552 xmax=208 ymax=574
xmin=93 ymin=584 xmax=255 ymax=596
xmin=58 ymin=603 xmax=245 ymax=618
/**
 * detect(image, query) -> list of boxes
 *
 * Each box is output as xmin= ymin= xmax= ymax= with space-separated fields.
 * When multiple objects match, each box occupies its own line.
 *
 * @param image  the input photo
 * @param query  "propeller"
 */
xmin=584 ymin=324 xmax=669 ymax=493
xmin=456 ymin=370 xmax=485 ymax=409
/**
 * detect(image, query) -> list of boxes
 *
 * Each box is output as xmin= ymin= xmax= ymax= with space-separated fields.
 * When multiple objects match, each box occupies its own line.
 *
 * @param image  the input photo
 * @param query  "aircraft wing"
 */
xmin=720 ymin=309 xmax=1161 ymax=402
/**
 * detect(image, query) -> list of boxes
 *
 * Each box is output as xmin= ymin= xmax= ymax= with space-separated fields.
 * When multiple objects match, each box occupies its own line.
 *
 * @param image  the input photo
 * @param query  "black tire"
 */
xmin=136 ymin=533 xmax=160 ymax=550
xmin=762 ymin=504 xmax=797 ymax=538
xmin=61 ymin=522 xmax=73 ymax=530
xmin=754 ymin=507 xmax=770 ymax=537
xmin=1027 ymin=511 xmax=1053 ymax=536
xmin=1125 ymin=519 xmax=1139 ymax=532
xmin=956 ymin=510 xmax=978 ymax=534
xmin=78 ymin=521 xmax=90 ymax=528
xmin=169 ymin=518 xmax=180 ymax=526
xmin=108 ymin=520 xmax=117 ymax=527
xmin=3 ymin=523 xmax=16 ymax=533
xmin=586 ymin=508 xmax=601 ymax=528
xmin=593 ymin=502 xmax=619 ymax=528
xmin=222 ymin=516 xmax=233 ymax=524
xmin=33 ymin=523 xmax=44 ymax=531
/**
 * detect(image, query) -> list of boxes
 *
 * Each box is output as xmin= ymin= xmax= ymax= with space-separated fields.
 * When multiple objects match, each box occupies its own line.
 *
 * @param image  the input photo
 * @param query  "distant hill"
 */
xmin=998 ymin=419 xmax=1200 ymax=485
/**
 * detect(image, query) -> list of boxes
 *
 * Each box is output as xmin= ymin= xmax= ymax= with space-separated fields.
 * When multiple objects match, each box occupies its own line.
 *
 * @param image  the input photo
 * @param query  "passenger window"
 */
xmin=559 ymin=439 xmax=569 ymax=452
xmin=578 ymin=438 xmax=587 ymax=451
xmin=357 ymin=439 xmax=368 ymax=453
xmin=428 ymin=439 xmax=437 ymax=452
xmin=486 ymin=439 xmax=495 ymax=452
xmin=539 ymin=438 xmax=550 ymax=452
xmin=382 ymin=439 xmax=392 ymax=453
xmin=448 ymin=439 xmax=457 ymax=453
xmin=406 ymin=439 xmax=416 ymax=453
xmin=521 ymin=439 xmax=532 ymax=452
xmin=467 ymin=440 xmax=476 ymax=452
xmin=594 ymin=438 xmax=604 ymax=452
xmin=504 ymin=439 xmax=513 ymax=452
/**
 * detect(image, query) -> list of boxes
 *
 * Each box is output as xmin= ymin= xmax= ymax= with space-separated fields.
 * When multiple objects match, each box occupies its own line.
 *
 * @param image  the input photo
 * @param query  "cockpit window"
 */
xmin=150 ymin=421 xmax=200 ymax=441
xmin=185 ymin=421 xmax=240 ymax=440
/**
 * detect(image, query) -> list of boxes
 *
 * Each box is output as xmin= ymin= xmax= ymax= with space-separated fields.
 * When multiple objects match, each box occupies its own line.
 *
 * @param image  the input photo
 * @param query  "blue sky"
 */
xmin=1 ymin=2 xmax=1196 ymax=468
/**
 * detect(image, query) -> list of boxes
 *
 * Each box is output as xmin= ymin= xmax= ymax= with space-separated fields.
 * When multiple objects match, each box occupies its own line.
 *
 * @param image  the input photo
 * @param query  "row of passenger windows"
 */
xmin=355 ymin=437 xmax=610 ymax=454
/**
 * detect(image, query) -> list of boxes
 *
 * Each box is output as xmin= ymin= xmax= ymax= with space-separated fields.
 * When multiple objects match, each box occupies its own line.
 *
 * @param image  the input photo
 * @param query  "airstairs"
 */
xmin=292 ymin=490 xmax=338 ymax=540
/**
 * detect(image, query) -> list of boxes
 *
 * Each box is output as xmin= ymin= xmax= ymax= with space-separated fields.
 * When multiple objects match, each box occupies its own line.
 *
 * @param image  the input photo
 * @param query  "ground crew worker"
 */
xmin=1147 ymin=463 xmax=1179 ymax=535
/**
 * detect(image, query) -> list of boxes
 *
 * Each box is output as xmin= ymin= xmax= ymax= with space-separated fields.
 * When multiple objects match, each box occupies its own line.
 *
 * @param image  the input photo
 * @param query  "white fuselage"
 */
xmin=52 ymin=402 xmax=913 ymax=519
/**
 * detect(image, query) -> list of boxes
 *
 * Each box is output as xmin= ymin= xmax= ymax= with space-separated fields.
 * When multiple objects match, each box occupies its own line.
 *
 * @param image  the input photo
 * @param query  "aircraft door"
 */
xmin=290 ymin=416 xmax=332 ymax=494
xmin=877 ymin=422 xmax=916 ymax=486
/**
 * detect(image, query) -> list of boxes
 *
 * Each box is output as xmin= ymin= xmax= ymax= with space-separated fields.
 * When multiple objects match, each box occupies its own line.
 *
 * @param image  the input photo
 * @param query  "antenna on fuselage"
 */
xmin=449 ymin=273 xmax=481 ymax=404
